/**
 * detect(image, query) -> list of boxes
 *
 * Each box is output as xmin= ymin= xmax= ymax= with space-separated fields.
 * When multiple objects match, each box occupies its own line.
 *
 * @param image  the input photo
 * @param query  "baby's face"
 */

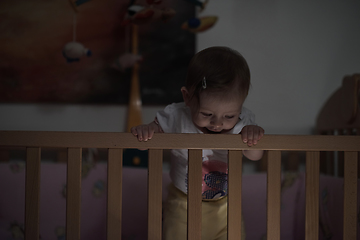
xmin=190 ymin=91 xmax=243 ymax=134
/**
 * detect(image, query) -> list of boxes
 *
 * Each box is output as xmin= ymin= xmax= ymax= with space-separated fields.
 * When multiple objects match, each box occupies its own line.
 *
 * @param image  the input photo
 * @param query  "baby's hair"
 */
xmin=185 ymin=46 xmax=250 ymax=103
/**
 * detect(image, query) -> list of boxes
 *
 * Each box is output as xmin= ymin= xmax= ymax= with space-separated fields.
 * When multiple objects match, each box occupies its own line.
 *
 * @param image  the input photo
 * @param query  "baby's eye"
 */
xmin=225 ymin=115 xmax=235 ymax=119
xmin=200 ymin=112 xmax=212 ymax=117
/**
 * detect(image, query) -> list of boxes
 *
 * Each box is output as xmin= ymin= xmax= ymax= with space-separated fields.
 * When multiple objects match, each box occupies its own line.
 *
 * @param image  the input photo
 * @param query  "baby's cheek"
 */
xmin=193 ymin=117 xmax=207 ymax=127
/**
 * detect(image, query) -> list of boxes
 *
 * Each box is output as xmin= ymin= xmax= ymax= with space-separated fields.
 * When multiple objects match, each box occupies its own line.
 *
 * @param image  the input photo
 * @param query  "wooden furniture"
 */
xmin=0 ymin=131 xmax=359 ymax=240
xmin=127 ymin=24 xmax=142 ymax=133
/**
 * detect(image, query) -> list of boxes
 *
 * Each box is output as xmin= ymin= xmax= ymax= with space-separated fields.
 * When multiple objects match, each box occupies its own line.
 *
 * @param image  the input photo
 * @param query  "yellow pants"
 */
xmin=162 ymin=184 xmax=245 ymax=240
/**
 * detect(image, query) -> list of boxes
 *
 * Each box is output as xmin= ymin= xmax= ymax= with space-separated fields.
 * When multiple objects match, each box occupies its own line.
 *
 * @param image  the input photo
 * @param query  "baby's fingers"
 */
xmin=258 ymin=127 xmax=265 ymax=139
xmin=131 ymin=124 xmax=157 ymax=142
xmin=252 ymin=131 xmax=259 ymax=145
xmin=241 ymin=130 xmax=247 ymax=144
xmin=131 ymin=126 xmax=139 ymax=137
xmin=242 ymin=127 xmax=254 ymax=146
xmin=251 ymin=127 xmax=265 ymax=145
xmin=141 ymin=126 xmax=151 ymax=141
xmin=131 ymin=125 xmax=145 ymax=141
xmin=241 ymin=125 xmax=265 ymax=147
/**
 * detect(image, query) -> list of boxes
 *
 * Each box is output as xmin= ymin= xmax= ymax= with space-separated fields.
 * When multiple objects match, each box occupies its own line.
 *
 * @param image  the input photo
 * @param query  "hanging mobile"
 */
xmin=62 ymin=0 xmax=92 ymax=63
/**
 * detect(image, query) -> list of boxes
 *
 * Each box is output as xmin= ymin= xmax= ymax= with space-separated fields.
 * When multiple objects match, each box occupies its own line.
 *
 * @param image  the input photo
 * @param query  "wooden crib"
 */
xmin=0 ymin=131 xmax=359 ymax=240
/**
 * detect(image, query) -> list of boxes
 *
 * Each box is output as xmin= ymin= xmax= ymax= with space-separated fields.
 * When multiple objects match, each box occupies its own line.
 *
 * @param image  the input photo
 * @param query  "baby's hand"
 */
xmin=131 ymin=122 xmax=159 ymax=142
xmin=240 ymin=125 xmax=264 ymax=147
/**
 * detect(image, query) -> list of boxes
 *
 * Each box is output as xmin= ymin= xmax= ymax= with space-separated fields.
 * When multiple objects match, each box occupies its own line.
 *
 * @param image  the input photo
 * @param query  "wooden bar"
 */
xmin=148 ymin=149 xmax=163 ymax=240
xmin=187 ymin=149 xmax=202 ymax=240
xmin=343 ymin=151 xmax=358 ymax=240
xmin=25 ymin=147 xmax=41 ymax=240
xmin=66 ymin=148 xmax=82 ymax=240
xmin=2 ymin=131 xmax=360 ymax=151
xmin=305 ymin=151 xmax=320 ymax=240
xmin=228 ymin=150 xmax=243 ymax=240
xmin=267 ymin=150 xmax=281 ymax=240
xmin=126 ymin=24 xmax=142 ymax=133
xmin=107 ymin=148 xmax=123 ymax=240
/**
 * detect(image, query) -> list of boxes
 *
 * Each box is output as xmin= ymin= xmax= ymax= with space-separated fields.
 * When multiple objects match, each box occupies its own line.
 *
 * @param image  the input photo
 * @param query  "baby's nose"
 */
xmin=211 ymin=117 xmax=223 ymax=127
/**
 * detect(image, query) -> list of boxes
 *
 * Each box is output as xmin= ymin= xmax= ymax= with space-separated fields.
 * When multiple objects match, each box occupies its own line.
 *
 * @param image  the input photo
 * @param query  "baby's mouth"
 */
xmin=205 ymin=128 xmax=223 ymax=134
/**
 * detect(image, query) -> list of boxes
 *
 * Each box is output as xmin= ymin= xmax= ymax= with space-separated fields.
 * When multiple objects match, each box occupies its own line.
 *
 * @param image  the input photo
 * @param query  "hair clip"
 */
xmin=202 ymin=76 xmax=207 ymax=89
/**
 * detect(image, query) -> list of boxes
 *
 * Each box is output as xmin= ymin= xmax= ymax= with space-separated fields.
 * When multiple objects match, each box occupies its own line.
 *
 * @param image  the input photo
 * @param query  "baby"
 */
xmin=131 ymin=46 xmax=264 ymax=240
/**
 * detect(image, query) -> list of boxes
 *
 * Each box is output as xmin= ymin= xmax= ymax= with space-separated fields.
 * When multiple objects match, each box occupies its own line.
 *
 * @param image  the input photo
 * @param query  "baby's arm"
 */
xmin=240 ymin=125 xmax=265 ymax=161
xmin=131 ymin=118 xmax=163 ymax=142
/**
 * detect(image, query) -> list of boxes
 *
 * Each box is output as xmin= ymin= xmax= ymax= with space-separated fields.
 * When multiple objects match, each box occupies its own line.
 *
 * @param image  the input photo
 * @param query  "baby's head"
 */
xmin=184 ymin=46 xmax=250 ymax=104
xmin=181 ymin=46 xmax=251 ymax=133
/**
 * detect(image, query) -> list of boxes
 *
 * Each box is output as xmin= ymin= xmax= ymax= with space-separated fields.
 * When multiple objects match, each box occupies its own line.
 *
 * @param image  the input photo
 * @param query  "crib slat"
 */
xmin=66 ymin=148 xmax=82 ymax=240
xmin=267 ymin=150 xmax=281 ymax=240
xmin=188 ymin=149 xmax=202 ymax=240
xmin=107 ymin=148 xmax=123 ymax=240
xmin=148 ymin=149 xmax=163 ymax=240
xmin=305 ymin=151 xmax=320 ymax=240
xmin=25 ymin=147 xmax=41 ymax=240
xmin=228 ymin=150 xmax=243 ymax=240
xmin=343 ymin=151 xmax=358 ymax=240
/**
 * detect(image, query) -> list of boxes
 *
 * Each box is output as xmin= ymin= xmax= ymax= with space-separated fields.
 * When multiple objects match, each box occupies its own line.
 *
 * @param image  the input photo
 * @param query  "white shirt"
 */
xmin=156 ymin=102 xmax=256 ymax=199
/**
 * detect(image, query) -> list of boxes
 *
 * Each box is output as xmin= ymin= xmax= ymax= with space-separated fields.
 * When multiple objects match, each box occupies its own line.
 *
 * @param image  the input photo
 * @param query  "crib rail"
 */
xmin=0 ymin=131 xmax=359 ymax=240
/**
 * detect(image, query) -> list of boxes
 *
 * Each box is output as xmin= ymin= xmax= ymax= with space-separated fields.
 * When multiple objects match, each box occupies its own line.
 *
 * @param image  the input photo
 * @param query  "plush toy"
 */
xmin=112 ymin=53 xmax=143 ymax=72
xmin=181 ymin=16 xmax=218 ymax=33
xmin=62 ymin=41 xmax=91 ymax=62
xmin=122 ymin=4 xmax=176 ymax=25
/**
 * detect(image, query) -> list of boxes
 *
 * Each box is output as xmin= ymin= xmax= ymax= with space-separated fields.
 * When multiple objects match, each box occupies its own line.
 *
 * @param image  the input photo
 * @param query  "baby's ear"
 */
xmin=181 ymin=87 xmax=191 ymax=106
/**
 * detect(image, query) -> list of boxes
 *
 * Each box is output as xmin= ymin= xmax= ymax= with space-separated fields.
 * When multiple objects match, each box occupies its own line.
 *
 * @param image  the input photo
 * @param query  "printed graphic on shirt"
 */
xmin=201 ymin=159 xmax=228 ymax=200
